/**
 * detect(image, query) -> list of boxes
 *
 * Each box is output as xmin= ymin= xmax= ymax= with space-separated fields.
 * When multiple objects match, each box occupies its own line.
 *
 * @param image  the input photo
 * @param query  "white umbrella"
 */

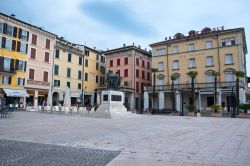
xmin=63 ymin=87 xmax=71 ymax=107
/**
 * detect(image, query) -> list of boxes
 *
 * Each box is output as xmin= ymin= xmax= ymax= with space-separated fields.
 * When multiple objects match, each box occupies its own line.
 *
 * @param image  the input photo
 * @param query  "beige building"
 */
xmin=51 ymin=38 xmax=84 ymax=106
xmin=144 ymin=27 xmax=248 ymax=113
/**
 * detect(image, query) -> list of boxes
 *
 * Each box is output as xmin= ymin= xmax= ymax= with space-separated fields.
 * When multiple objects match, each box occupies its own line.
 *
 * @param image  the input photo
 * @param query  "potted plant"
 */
xmin=239 ymin=104 xmax=250 ymax=118
xmin=209 ymin=105 xmax=223 ymax=117
xmin=186 ymin=104 xmax=197 ymax=116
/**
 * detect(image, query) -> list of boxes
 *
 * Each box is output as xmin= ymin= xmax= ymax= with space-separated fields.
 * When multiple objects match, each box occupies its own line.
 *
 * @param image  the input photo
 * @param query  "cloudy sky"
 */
xmin=1 ymin=0 xmax=250 ymax=73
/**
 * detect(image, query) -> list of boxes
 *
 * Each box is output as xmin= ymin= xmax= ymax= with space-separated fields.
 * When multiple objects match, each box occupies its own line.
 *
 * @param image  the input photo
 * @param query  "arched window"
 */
xmin=224 ymin=68 xmax=235 ymax=82
xmin=157 ymin=74 xmax=165 ymax=85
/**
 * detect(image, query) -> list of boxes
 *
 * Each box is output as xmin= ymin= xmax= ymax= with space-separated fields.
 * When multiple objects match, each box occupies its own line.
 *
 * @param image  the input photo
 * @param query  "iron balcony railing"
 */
xmin=145 ymin=81 xmax=245 ymax=92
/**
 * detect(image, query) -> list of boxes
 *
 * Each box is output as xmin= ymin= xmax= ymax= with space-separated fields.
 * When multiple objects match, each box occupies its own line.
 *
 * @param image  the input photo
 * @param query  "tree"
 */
xmin=186 ymin=71 xmax=198 ymax=108
xmin=171 ymin=75 xmax=177 ymax=112
xmin=151 ymin=68 xmax=158 ymax=114
xmin=233 ymin=70 xmax=245 ymax=115
xmin=211 ymin=71 xmax=220 ymax=112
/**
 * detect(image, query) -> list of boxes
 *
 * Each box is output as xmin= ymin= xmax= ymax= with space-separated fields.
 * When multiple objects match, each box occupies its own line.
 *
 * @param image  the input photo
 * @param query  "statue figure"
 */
xmin=106 ymin=70 xmax=121 ymax=89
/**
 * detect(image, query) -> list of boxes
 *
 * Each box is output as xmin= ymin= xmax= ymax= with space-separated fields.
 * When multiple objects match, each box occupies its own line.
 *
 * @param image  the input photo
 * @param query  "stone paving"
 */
xmin=0 ymin=112 xmax=250 ymax=166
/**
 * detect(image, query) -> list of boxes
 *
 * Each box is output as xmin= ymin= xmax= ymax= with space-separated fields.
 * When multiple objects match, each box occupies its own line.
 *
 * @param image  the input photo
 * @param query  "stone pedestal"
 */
xmin=95 ymin=90 xmax=134 ymax=118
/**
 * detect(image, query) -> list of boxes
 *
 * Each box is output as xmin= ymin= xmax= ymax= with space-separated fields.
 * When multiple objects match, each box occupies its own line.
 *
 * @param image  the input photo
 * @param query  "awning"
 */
xmin=3 ymin=89 xmax=29 ymax=97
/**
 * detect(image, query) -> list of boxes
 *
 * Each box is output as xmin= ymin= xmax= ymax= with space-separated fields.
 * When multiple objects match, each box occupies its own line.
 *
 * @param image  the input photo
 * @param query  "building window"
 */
xmin=136 ymin=58 xmax=139 ymax=65
xmin=158 ymin=76 xmax=164 ymax=85
xmin=101 ymin=56 xmax=105 ymax=63
xmin=172 ymin=60 xmax=179 ymax=70
xmin=172 ymin=74 xmax=180 ymax=84
xmin=110 ymin=60 xmax=113 ymax=67
xmin=20 ymin=29 xmax=28 ymax=41
xmin=78 ymin=83 xmax=81 ymax=90
xmin=206 ymin=73 xmax=214 ymax=83
xmin=85 ymin=59 xmax=88 ymax=67
xmin=96 ymin=54 xmax=99 ymax=61
xmin=6 ymin=24 xmax=14 ymax=36
xmin=142 ymin=71 xmax=145 ymax=79
xmin=45 ymin=52 xmax=50 ymax=62
xmin=124 ymin=81 xmax=128 ymax=86
xmin=17 ymin=78 xmax=25 ymax=86
xmin=147 ymin=72 xmax=151 ymax=80
xmin=45 ymin=39 xmax=50 ymax=49
xmin=78 ymin=71 xmax=82 ymax=80
xmin=225 ymin=54 xmax=233 ymax=64
xmin=173 ymin=46 xmax=179 ymax=54
xmin=225 ymin=70 xmax=234 ymax=82
xmin=54 ymin=65 xmax=59 ymax=75
xmin=188 ymin=58 xmax=196 ymax=68
xmin=188 ymin=43 xmax=195 ymax=51
xmin=136 ymin=82 xmax=139 ymax=93
xmin=136 ymin=69 xmax=139 ymax=78
xmin=147 ymin=61 xmax=150 ymax=69
xmin=5 ymin=38 xmax=12 ymax=50
xmin=221 ymin=37 xmax=235 ymax=47
xmin=79 ymin=57 xmax=82 ymax=65
xmin=32 ymin=34 xmax=37 ymax=45
xmin=67 ymin=68 xmax=71 ymax=78
xmin=206 ymin=56 xmax=214 ymax=66
xmin=117 ymin=59 xmax=120 ymax=66
xmin=29 ymin=69 xmax=35 ymax=80
xmin=0 ymin=22 xmax=3 ymax=33
xmin=2 ymin=75 xmax=11 ymax=85
xmin=205 ymin=41 xmax=212 ymax=49
xmin=67 ymin=82 xmax=71 ymax=88
xmin=96 ymin=76 xmax=99 ymax=83
xmin=68 ymin=53 xmax=72 ymax=62
xmin=158 ymin=62 xmax=164 ymax=71
xmin=156 ymin=48 xmax=166 ymax=56
xmin=96 ymin=63 xmax=99 ymax=70
xmin=16 ymin=60 xmax=25 ymax=71
xmin=142 ymin=60 xmax=145 ymax=68
xmin=20 ymin=43 xmax=27 ymax=54
xmin=85 ymin=73 xmax=88 ymax=81
xmin=85 ymin=50 xmax=89 ymax=56
xmin=3 ymin=57 xmax=11 ymax=71
xmin=43 ymin=71 xmax=48 ymax=82
xmin=124 ymin=57 xmax=128 ymax=65
xmin=124 ymin=69 xmax=128 ymax=77
xmin=54 ymin=80 xmax=60 ymax=87
xmin=31 ymin=48 xmax=36 ymax=59
xmin=55 ymin=49 xmax=60 ymax=59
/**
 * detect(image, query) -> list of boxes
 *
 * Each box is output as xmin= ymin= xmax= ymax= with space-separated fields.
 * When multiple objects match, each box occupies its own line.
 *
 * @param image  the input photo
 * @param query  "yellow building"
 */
xmin=51 ymin=38 xmax=84 ymax=106
xmin=0 ymin=13 xmax=29 ymax=107
xmin=144 ymin=27 xmax=248 ymax=113
xmin=82 ymin=46 xmax=106 ymax=107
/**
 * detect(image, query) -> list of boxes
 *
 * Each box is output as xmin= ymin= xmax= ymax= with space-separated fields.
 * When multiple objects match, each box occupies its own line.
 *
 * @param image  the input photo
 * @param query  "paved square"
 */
xmin=0 ymin=112 xmax=250 ymax=166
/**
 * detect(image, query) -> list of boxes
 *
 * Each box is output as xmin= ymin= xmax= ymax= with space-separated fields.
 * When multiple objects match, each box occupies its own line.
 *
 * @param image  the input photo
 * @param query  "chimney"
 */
xmin=123 ymin=44 xmax=126 ymax=47
xmin=10 ymin=14 xmax=15 ymax=18
xmin=133 ymin=43 xmax=134 ymax=46
xmin=107 ymin=48 xmax=109 ymax=51
xmin=94 ymin=47 xmax=96 ymax=50
xmin=144 ymin=48 xmax=147 ymax=51
xmin=165 ymin=37 xmax=168 ymax=41
xmin=138 ymin=45 xmax=141 ymax=49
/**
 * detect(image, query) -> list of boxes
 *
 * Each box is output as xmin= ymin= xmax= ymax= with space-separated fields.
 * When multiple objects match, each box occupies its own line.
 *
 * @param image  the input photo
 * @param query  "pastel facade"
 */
xmin=144 ymin=27 xmax=248 ymax=113
xmin=51 ymin=38 xmax=84 ymax=106
xmin=104 ymin=45 xmax=152 ymax=111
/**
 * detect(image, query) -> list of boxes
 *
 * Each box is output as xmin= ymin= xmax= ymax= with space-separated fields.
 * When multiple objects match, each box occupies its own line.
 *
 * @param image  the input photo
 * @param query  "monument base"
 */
xmin=95 ymin=90 xmax=135 ymax=118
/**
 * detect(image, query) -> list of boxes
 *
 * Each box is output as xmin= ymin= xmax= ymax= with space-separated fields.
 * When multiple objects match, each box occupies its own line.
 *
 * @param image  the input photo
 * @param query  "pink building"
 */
xmin=104 ymin=44 xmax=152 ymax=111
xmin=25 ymin=28 xmax=56 ymax=107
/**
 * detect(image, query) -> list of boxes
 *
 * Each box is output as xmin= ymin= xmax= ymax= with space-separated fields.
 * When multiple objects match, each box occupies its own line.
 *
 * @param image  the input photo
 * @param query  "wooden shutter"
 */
xmin=15 ymin=59 xmax=19 ymax=70
xmin=8 ymin=77 xmax=12 ymax=84
xmin=45 ymin=52 xmax=49 ymax=62
xmin=26 ymin=31 xmax=29 ymax=41
xmin=16 ymin=41 xmax=20 ymax=52
xmin=0 ymin=56 xmax=4 ymax=71
xmin=2 ymin=37 xmax=6 ymax=48
xmin=12 ymin=40 xmax=16 ymax=51
xmin=29 ymin=69 xmax=34 ymax=80
xmin=46 ymin=39 xmax=50 ymax=49
xmin=13 ymin=27 xmax=18 ymax=38
xmin=3 ymin=23 xmax=7 ymax=34
xmin=32 ymin=34 xmax=37 ymax=45
xmin=24 ymin=61 xmax=27 ymax=71
xmin=43 ymin=71 xmax=48 ymax=82
xmin=25 ymin=44 xmax=28 ymax=54
xmin=31 ymin=48 xmax=36 ymax=59
xmin=18 ymin=28 xmax=22 ymax=39
xmin=10 ymin=59 xmax=15 ymax=72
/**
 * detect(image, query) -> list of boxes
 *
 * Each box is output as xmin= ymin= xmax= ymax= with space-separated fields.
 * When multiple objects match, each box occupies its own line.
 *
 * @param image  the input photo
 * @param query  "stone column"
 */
xmin=97 ymin=91 xmax=101 ymax=105
xmin=175 ymin=91 xmax=181 ymax=112
xmin=130 ymin=93 xmax=134 ymax=111
xmin=90 ymin=93 xmax=94 ymax=106
xmin=198 ymin=92 xmax=201 ymax=111
xmin=34 ymin=90 xmax=38 ymax=108
xmin=144 ymin=91 xmax=149 ymax=111
xmin=158 ymin=91 xmax=164 ymax=110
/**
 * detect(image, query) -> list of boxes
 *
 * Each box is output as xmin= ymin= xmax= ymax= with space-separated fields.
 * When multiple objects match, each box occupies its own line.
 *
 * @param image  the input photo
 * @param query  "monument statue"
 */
xmin=106 ymin=70 xmax=121 ymax=89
